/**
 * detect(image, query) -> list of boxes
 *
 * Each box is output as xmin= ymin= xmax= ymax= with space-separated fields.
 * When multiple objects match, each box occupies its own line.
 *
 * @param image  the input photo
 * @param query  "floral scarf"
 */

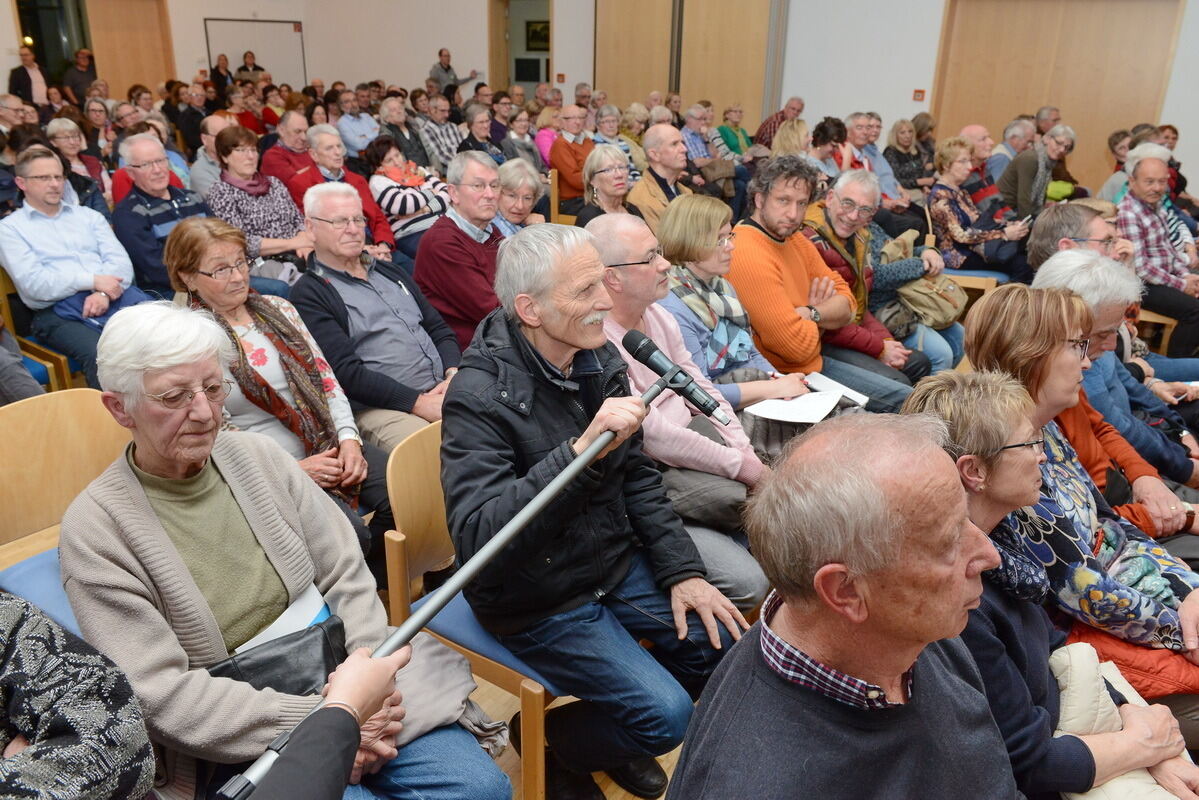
xmin=220 ymin=169 xmax=272 ymax=197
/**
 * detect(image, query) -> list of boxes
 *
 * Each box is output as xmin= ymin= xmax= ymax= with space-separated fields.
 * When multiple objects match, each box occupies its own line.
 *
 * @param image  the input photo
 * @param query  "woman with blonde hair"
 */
xmin=717 ymin=104 xmax=752 ymax=156
xmin=618 ymin=102 xmax=650 ymax=174
xmin=884 ymin=118 xmax=934 ymax=199
xmin=770 ymin=118 xmax=809 ymax=157
xmin=574 ymin=143 xmax=642 ymax=228
xmin=534 ymin=105 xmax=560 ymax=165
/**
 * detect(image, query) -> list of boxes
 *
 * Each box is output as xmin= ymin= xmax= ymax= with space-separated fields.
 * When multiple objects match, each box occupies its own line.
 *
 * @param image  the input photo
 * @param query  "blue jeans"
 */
xmin=341 ymin=724 xmax=510 ymax=800
xmin=819 ymin=353 xmax=913 ymax=413
xmin=1144 ymin=352 xmax=1199 ymax=383
xmin=731 ymin=163 xmax=750 ymax=221
xmin=903 ymin=322 xmax=965 ymax=372
xmin=30 ymin=307 xmax=100 ymax=388
xmin=497 ymin=552 xmax=733 ymax=773
xmin=250 ymin=276 xmax=291 ymax=298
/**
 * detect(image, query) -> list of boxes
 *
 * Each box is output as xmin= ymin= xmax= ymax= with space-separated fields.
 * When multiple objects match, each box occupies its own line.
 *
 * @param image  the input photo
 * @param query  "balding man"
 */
xmin=429 ymin=47 xmax=475 ymax=92
xmin=987 ymin=118 xmax=1036 ymax=182
xmin=753 ymin=96 xmax=804 ymax=149
xmin=548 ymin=104 xmax=594 ymax=215
xmin=1118 ymin=151 xmax=1199 ymax=358
xmin=261 ymin=109 xmax=311 ymax=184
xmin=626 ymin=123 xmax=693 ymax=233
xmin=188 ymin=115 xmax=229 ymax=197
xmin=959 ymin=124 xmax=1005 ymax=219
xmin=507 ymin=83 xmax=526 ymax=108
xmin=667 ymin=413 xmax=1016 ymax=799
xmin=441 ymin=222 xmax=747 ymax=800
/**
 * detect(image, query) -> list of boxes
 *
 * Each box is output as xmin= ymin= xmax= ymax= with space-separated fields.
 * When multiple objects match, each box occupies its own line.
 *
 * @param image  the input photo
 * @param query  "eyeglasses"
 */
xmin=310 ymin=215 xmax=368 ymax=230
xmin=145 ymin=380 xmax=233 ymax=409
xmin=23 ymin=174 xmax=65 ymax=183
xmin=716 ymin=232 xmax=737 ymax=247
xmin=50 ymin=132 xmax=82 ymax=142
xmin=1068 ymin=237 xmax=1118 ymax=253
xmin=998 ymin=437 xmax=1045 ymax=455
xmin=129 ymin=158 xmax=168 ymax=171
xmin=594 ymin=165 xmax=629 ymax=176
xmin=834 ymin=195 xmax=878 ymax=220
xmin=196 ymin=259 xmax=251 ymax=281
xmin=455 ymin=181 xmax=501 ymax=193
xmin=607 ymin=246 xmax=665 ymax=268
xmin=1066 ymin=337 xmax=1090 ymax=360
xmin=230 ymin=146 xmax=258 ymax=156
xmin=1048 ymin=136 xmax=1074 ymax=153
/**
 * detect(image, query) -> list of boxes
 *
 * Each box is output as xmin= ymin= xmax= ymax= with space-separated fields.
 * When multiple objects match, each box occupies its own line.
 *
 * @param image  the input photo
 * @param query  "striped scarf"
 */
xmin=667 ymin=265 xmax=756 ymax=372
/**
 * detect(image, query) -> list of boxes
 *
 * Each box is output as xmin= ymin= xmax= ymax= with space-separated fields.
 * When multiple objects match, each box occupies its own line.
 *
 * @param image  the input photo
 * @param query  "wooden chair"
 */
xmin=0 ymin=389 xmax=131 ymax=566
xmin=384 ymin=421 xmax=558 ymax=800
xmin=1137 ymin=308 xmax=1178 ymax=356
xmin=548 ymin=168 xmax=577 ymax=226
xmin=0 ymin=266 xmax=72 ymax=390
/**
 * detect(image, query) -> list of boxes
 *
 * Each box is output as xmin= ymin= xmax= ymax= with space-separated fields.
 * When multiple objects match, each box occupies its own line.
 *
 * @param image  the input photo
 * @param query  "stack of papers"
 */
xmin=743 ymin=372 xmax=866 ymax=423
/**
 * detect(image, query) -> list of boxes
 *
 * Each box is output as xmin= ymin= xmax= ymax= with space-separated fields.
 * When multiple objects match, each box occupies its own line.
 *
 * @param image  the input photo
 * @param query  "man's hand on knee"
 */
xmin=669 ymin=576 xmax=750 ymax=650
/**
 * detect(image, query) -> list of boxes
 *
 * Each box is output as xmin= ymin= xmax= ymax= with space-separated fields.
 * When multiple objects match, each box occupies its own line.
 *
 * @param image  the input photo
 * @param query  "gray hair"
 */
xmin=1035 ymin=105 xmax=1060 ymax=122
xmin=748 ymin=154 xmax=819 ymax=205
xmin=498 ymin=157 xmax=544 ymax=200
xmin=118 ymin=132 xmax=164 ymax=164
xmin=596 ymin=104 xmax=620 ymax=123
xmin=305 ymin=123 xmax=341 ymax=150
xmin=45 ymin=117 xmax=81 ymax=138
xmin=97 ymin=301 xmax=235 ymax=408
xmin=378 ymin=96 xmax=403 ymax=119
xmin=1032 ymin=249 xmax=1143 ymax=309
xmin=462 ymin=102 xmax=489 ymax=125
xmin=832 ymin=169 xmax=881 ymax=204
xmin=303 ymin=181 xmax=359 ymax=217
xmin=1044 ymin=123 xmax=1076 ymax=142
xmin=844 ymin=111 xmax=869 ymax=126
xmin=446 ymin=150 xmax=499 ymax=185
xmin=1003 ymin=118 xmax=1035 ymax=142
xmin=574 ymin=82 xmax=591 ymax=94
xmin=277 ymin=109 xmax=304 ymax=128
xmin=647 ymin=105 xmax=673 ymax=126
xmin=1126 ymin=143 xmax=1173 ymax=178
xmin=584 ymin=213 xmax=650 ymax=266
xmin=744 ymin=413 xmax=950 ymax=603
xmin=84 ymin=98 xmax=108 ymax=117
xmin=685 ymin=104 xmax=707 ymax=121
xmin=495 ymin=224 xmax=596 ymax=318
xmin=1027 ymin=203 xmax=1100 ymax=268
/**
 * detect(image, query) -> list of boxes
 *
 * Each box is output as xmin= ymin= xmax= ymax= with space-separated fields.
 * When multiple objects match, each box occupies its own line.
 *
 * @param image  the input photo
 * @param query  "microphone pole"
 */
xmin=217 ymin=367 xmax=690 ymax=800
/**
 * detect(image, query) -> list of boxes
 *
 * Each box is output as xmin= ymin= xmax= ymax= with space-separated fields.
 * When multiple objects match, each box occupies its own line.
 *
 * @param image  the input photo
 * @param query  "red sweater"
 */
xmin=285 ymin=162 xmax=395 ymax=248
xmin=549 ymin=136 xmax=594 ymax=200
xmin=261 ymin=144 xmax=312 ymax=185
xmin=413 ymin=214 xmax=504 ymax=351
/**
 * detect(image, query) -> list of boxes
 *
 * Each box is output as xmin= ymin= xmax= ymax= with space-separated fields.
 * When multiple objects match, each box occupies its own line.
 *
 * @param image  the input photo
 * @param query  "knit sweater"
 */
xmin=726 ymin=220 xmax=856 ymax=374
xmin=665 ymin=626 xmax=1020 ymax=799
xmin=112 ymin=184 xmax=209 ymax=293
xmin=548 ymin=135 xmax=594 ymax=200
xmin=58 ymin=432 xmax=462 ymax=800
xmin=260 ymin=144 xmax=312 ymax=185
xmin=603 ymin=304 xmax=764 ymax=486
xmin=205 ymin=175 xmax=305 ymax=259
xmin=413 ymin=214 xmax=504 ymax=351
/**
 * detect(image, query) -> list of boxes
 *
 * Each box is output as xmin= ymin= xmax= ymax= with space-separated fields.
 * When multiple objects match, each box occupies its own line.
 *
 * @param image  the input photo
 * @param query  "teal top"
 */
xmin=718 ymin=124 xmax=752 ymax=155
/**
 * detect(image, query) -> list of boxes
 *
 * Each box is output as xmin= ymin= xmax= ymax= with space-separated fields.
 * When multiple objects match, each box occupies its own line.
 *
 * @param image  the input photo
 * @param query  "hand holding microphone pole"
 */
xmin=622 ymin=330 xmax=732 ymax=426
xmin=572 ymin=396 xmax=648 ymax=459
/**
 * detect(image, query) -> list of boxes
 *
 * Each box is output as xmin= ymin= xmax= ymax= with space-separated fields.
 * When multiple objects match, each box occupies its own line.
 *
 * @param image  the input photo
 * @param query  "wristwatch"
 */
xmin=806 ymin=305 xmax=822 ymax=323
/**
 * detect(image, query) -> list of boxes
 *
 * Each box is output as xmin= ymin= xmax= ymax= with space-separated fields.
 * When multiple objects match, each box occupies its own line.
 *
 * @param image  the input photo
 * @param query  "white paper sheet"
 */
xmin=802 ymin=371 xmax=869 ymax=406
xmin=744 ymin=390 xmax=843 ymax=423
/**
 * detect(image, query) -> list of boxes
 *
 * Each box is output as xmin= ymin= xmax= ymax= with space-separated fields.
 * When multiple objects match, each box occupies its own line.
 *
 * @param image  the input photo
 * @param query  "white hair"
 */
xmin=1031 ymin=249 xmax=1143 ymax=309
xmin=832 ymin=169 xmax=881 ymax=204
xmin=495 ymin=224 xmax=596 ymax=319
xmin=303 ymin=181 xmax=360 ymax=217
xmin=685 ymin=104 xmax=707 ymax=121
xmin=45 ymin=117 xmax=81 ymax=138
xmin=1044 ymin=123 xmax=1076 ymax=143
xmin=305 ymin=123 xmax=341 ymax=150
xmin=1003 ymin=118 xmax=1035 ymax=142
xmin=118 ymin=132 xmax=164 ymax=165
xmin=446 ymin=151 xmax=498 ymax=185
xmin=585 ymin=213 xmax=650 ymax=267
xmin=647 ymin=105 xmax=673 ymax=126
xmin=1125 ymin=143 xmax=1173 ymax=178
xmin=97 ymin=301 xmax=234 ymax=408
xmin=498 ymin=158 xmax=544 ymax=200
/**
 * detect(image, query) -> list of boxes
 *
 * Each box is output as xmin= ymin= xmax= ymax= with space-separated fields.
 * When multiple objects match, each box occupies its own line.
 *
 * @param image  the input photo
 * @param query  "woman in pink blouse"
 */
xmin=162 ymin=216 xmax=394 ymax=580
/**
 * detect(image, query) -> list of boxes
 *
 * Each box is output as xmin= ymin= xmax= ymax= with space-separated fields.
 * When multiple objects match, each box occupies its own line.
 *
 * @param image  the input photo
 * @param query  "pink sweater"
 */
xmin=604 ymin=304 xmax=765 ymax=486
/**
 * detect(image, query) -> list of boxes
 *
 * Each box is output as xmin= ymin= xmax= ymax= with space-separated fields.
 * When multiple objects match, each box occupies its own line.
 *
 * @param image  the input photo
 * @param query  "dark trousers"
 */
xmin=329 ymin=440 xmax=395 ymax=584
xmin=30 ymin=307 xmax=100 ymax=388
xmin=1142 ymin=282 xmax=1199 ymax=358
xmin=821 ymin=343 xmax=931 ymax=386
xmin=875 ymin=206 xmax=928 ymax=239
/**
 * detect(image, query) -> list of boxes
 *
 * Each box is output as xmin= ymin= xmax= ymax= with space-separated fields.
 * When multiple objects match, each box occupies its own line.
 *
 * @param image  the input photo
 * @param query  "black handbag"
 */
xmin=206 ymin=614 xmax=347 ymax=695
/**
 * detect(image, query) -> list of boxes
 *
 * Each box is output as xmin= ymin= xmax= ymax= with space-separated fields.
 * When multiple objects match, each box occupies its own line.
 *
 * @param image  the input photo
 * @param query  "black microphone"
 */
xmin=622 ymin=330 xmax=732 ymax=426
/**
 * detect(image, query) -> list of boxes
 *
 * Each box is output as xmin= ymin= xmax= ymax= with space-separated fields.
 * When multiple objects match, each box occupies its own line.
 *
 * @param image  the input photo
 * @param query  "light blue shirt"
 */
xmin=986 ymin=142 xmax=1017 ymax=183
xmin=446 ymin=206 xmax=495 ymax=243
xmin=862 ymin=143 xmax=901 ymax=199
xmin=337 ymin=112 xmax=381 ymax=158
xmin=0 ymin=202 xmax=132 ymax=309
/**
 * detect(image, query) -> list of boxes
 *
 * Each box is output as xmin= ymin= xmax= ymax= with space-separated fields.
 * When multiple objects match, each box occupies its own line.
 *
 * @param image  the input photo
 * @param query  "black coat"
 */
xmin=440 ymin=308 xmax=707 ymax=634
xmin=7 ymin=65 xmax=47 ymax=105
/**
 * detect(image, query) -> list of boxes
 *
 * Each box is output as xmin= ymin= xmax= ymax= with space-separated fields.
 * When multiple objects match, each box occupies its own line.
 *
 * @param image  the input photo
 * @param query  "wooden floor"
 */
xmin=470 ymin=677 xmax=682 ymax=799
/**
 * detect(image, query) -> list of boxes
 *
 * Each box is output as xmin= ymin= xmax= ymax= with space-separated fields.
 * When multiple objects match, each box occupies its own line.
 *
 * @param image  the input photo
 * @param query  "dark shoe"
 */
xmin=606 ymin=757 xmax=668 ymax=799
xmin=510 ymin=713 xmax=605 ymax=800
xmin=422 ymin=563 xmax=457 ymax=592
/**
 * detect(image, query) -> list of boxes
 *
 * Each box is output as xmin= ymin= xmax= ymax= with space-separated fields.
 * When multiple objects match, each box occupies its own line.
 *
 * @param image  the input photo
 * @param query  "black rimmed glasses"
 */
xmin=998 ymin=438 xmax=1045 ymax=456
xmin=607 ymin=246 xmax=665 ymax=269
xmin=1066 ymin=337 xmax=1090 ymax=360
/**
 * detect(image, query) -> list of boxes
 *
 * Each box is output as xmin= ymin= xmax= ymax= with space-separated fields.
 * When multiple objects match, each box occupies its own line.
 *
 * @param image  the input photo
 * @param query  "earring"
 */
xmin=976 ymin=484 xmax=986 ymax=492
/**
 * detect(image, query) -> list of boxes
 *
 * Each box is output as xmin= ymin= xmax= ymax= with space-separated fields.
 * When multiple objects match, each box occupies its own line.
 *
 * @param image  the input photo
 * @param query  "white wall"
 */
xmin=1161 ymin=0 xmax=1199 ymax=177
xmin=509 ymin=0 xmax=549 ymax=89
xmin=780 ymin=0 xmax=945 ymax=127
xmin=0 ymin=4 xmax=20 ymax=74
xmin=550 ymin=0 xmax=594 ymax=93
xmin=166 ymin=0 xmax=302 ymax=83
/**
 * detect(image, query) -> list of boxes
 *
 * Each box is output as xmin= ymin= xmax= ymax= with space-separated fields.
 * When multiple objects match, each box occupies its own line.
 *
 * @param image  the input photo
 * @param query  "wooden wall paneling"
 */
xmin=594 ymin=0 xmax=673 ymax=109
xmin=489 ymin=0 xmax=511 ymax=93
xmin=677 ymin=0 xmax=772 ymax=131
xmin=88 ymin=0 xmax=175 ymax=99
xmin=931 ymin=0 xmax=1182 ymax=192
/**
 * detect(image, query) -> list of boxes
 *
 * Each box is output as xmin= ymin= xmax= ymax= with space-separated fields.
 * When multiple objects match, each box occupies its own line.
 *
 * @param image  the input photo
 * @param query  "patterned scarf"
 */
xmin=667 ymin=265 xmax=755 ymax=372
xmin=1029 ymin=141 xmax=1055 ymax=215
xmin=220 ymin=169 xmax=272 ymax=197
xmin=191 ymin=290 xmax=360 ymax=506
xmin=986 ymin=517 xmax=1051 ymax=603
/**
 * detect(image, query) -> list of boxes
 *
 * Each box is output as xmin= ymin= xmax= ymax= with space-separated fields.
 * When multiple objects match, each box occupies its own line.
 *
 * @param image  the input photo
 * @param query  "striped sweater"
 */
xmin=368 ymin=173 xmax=451 ymax=240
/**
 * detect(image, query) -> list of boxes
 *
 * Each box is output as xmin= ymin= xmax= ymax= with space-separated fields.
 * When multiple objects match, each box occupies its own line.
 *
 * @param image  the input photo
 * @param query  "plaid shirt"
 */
xmin=1117 ymin=192 xmax=1189 ymax=290
xmin=759 ymin=591 xmax=913 ymax=710
xmin=681 ymin=126 xmax=712 ymax=161
xmin=421 ymin=120 xmax=464 ymax=170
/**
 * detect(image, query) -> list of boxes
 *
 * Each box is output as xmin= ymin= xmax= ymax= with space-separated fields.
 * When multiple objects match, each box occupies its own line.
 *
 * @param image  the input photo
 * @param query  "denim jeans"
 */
xmin=341 ymin=723 xmax=510 ymax=800
xmin=497 ymin=551 xmax=733 ymax=773
xmin=1144 ymin=352 xmax=1199 ymax=383
xmin=30 ymin=307 xmax=100 ymax=388
xmin=819 ymin=352 xmax=914 ymax=413
xmin=903 ymin=322 xmax=965 ymax=372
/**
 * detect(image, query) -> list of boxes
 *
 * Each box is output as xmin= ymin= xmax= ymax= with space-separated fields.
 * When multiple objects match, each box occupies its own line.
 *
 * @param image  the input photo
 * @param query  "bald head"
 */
xmin=959 ymin=124 xmax=994 ymax=165
xmin=560 ymin=104 xmax=586 ymax=136
xmin=585 ymin=213 xmax=652 ymax=265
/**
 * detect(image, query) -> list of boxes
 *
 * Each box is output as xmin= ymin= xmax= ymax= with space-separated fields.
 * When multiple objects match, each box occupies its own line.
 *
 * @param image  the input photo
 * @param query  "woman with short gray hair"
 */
xmin=998 ymin=123 xmax=1077 ymax=218
xmin=493 ymin=158 xmax=545 ymax=236
xmin=377 ymin=96 xmax=432 ymax=170
xmin=591 ymin=103 xmax=641 ymax=182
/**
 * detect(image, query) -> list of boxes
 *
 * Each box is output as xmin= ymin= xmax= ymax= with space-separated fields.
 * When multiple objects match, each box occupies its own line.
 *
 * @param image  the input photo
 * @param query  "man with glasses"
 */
xmin=414 ymin=152 xmax=504 ymax=351
xmin=1119 ymin=151 xmax=1199 ymax=359
xmin=550 ymin=104 xmax=595 ymax=216
xmin=419 ymin=94 xmax=464 ymax=170
xmin=113 ymin=134 xmax=211 ymax=297
xmin=177 ymin=83 xmax=207 ymax=157
xmin=834 ymin=112 xmax=923 ymax=238
xmin=627 ymin=123 xmax=693 ymax=234
xmin=752 ymin=96 xmax=803 ymax=150
xmin=61 ymin=48 xmax=95 ymax=107
xmin=0 ymin=147 xmax=134 ymax=388
xmin=0 ymin=93 xmax=23 ymax=134
xmin=291 ymin=182 xmax=460 ymax=451
xmin=187 ymin=114 xmax=229 ymax=197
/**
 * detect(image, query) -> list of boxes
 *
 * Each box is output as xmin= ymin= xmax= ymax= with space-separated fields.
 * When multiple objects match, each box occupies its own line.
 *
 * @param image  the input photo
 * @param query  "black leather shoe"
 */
xmin=509 ymin=713 xmax=605 ymax=800
xmin=606 ymin=757 xmax=668 ymax=799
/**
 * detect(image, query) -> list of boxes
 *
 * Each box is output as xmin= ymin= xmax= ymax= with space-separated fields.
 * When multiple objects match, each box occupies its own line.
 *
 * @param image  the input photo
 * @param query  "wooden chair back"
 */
xmin=0 ymin=389 xmax=131 ymax=566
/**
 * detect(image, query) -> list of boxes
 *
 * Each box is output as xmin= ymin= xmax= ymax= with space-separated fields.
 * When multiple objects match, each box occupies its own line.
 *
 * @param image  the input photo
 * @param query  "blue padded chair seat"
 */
xmin=20 ymin=355 xmax=48 ymax=385
xmin=949 ymin=268 xmax=1010 ymax=284
xmin=412 ymin=590 xmax=565 ymax=696
xmin=0 ymin=548 xmax=80 ymax=635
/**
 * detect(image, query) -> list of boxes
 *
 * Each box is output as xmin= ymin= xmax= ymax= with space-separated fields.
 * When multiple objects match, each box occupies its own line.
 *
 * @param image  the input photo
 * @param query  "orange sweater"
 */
xmin=726 ymin=221 xmax=856 ymax=374
xmin=549 ymin=136 xmax=594 ymax=200
xmin=1055 ymin=389 xmax=1160 ymax=536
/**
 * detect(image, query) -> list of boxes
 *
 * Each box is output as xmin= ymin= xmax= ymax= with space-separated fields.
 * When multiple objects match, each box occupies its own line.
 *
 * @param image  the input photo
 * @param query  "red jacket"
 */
xmin=413 ymin=214 xmax=503 ymax=351
xmin=111 ymin=168 xmax=184 ymax=205
xmin=549 ymin=136 xmax=594 ymax=200
xmin=286 ymin=161 xmax=395 ymax=247
xmin=261 ymin=144 xmax=312 ymax=185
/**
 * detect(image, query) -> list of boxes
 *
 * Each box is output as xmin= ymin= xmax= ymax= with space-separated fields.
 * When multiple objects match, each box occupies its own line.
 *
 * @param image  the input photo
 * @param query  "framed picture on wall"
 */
xmin=526 ymin=20 xmax=549 ymax=52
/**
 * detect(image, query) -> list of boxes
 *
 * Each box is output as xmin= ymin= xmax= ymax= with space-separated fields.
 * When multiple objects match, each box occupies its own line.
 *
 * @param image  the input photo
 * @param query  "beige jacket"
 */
xmin=626 ymin=168 xmax=692 ymax=233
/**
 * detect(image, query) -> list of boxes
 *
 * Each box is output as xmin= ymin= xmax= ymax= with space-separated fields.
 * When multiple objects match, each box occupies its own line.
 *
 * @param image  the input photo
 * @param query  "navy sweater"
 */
xmin=959 ymin=579 xmax=1098 ymax=798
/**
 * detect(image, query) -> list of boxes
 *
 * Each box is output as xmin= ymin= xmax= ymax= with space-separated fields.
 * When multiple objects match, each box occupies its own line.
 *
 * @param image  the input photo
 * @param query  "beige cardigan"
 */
xmin=59 ymin=431 xmax=474 ymax=799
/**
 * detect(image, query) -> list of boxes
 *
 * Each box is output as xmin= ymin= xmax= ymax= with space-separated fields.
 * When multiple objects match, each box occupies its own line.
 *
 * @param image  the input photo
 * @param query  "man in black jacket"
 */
xmin=7 ymin=46 xmax=47 ymax=107
xmin=441 ymin=223 xmax=748 ymax=800
xmin=291 ymin=182 xmax=460 ymax=451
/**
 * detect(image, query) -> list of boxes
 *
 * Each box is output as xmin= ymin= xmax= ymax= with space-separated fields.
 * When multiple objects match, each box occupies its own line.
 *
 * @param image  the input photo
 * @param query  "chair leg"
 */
xmin=520 ymin=679 xmax=547 ymax=800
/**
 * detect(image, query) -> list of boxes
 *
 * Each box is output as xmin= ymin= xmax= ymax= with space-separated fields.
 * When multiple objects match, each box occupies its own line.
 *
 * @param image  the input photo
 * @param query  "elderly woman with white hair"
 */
xmin=997 ymin=123 xmax=1077 ymax=219
xmin=590 ymin=103 xmax=640 ymax=182
xmin=492 ymin=157 xmax=545 ymax=236
xmin=574 ymin=143 xmax=644 ymax=229
xmin=377 ymin=95 xmax=433 ymax=170
xmin=58 ymin=301 xmax=511 ymax=800
xmin=47 ymin=116 xmax=113 ymax=203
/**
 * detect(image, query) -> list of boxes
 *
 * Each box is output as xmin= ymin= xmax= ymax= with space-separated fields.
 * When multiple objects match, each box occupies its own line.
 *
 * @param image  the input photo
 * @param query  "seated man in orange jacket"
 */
xmin=549 ymin=105 xmax=594 ymax=216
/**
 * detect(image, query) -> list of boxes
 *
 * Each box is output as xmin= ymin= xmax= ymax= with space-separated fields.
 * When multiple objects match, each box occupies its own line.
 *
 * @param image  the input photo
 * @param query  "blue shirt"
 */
xmin=0 ymin=202 xmax=132 ymax=309
xmin=681 ymin=126 xmax=711 ymax=162
xmin=337 ymin=112 xmax=381 ymax=158
xmin=986 ymin=142 xmax=1017 ymax=183
xmin=862 ymin=143 xmax=901 ymax=199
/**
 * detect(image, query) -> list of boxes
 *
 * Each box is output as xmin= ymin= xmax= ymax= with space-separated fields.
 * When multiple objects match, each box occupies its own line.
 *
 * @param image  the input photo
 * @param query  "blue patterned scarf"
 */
xmin=987 ymin=518 xmax=1051 ymax=603
xmin=667 ymin=265 xmax=756 ymax=373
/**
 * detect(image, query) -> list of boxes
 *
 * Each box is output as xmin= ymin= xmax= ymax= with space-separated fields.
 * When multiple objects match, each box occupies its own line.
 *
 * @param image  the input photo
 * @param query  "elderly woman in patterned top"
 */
xmin=163 ymin=215 xmax=394 ymax=576
xmin=966 ymin=282 xmax=1199 ymax=742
